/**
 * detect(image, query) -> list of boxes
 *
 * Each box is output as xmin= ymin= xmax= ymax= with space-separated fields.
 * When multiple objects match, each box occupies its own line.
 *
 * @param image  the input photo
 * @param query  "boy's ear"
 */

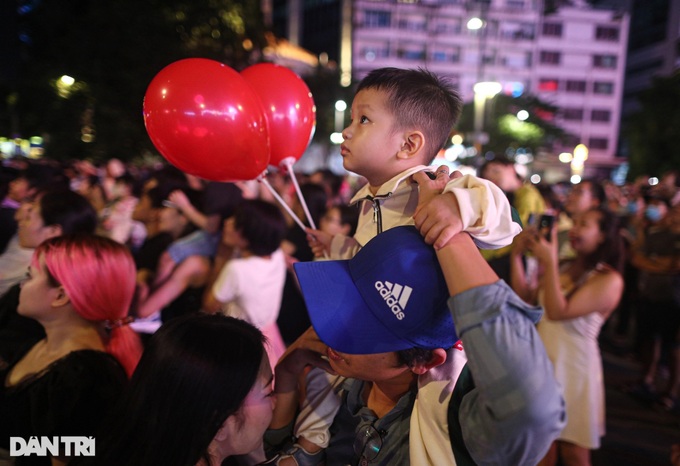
xmin=397 ymin=131 xmax=425 ymax=160
xmin=409 ymin=348 xmax=447 ymax=375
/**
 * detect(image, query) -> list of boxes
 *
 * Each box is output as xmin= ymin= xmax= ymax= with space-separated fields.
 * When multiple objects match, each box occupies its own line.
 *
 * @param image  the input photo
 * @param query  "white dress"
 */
xmin=538 ymin=270 xmax=606 ymax=449
xmin=212 ymin=248 xmax=287 ymax=369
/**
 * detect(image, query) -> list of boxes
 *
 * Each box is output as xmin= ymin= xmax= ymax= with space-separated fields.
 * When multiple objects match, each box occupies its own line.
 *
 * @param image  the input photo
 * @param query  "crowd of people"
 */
xmin=0 ymin=66 xmax=678 ymax=466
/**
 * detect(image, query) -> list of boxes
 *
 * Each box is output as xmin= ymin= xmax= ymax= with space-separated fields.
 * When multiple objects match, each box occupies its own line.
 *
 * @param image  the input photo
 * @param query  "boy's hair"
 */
xmin=357 ymin=68 xmax=462 ymax=163
xmin=38 ymin=188 xmax=98 ymax=235
xmin=233 ymin=199 xmax=287 ymax=256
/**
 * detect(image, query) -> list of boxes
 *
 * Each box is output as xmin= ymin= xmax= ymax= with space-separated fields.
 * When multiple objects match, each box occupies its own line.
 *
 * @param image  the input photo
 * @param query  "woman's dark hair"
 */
xmin=584 ymin=206 xmax=622 ymax=271
xmin=89 ymin=313 xmax=266 ymax=466
xmin=233 ymin=199 xmax=287 ymax=256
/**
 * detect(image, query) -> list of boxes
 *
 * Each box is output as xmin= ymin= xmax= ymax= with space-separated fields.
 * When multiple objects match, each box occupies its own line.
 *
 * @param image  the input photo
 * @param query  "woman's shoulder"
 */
xmin=49 ymin=350 xmax=127 ymax=387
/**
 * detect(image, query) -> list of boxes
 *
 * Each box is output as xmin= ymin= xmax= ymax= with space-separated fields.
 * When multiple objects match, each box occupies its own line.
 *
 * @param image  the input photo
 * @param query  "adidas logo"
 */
xmin=374 ymin=281 xmax=412 ymax=320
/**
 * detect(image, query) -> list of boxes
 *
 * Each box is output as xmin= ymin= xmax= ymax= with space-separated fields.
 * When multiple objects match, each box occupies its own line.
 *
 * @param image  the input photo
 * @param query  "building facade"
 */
xmin=352 ymin=0 xmax=630 ymax=174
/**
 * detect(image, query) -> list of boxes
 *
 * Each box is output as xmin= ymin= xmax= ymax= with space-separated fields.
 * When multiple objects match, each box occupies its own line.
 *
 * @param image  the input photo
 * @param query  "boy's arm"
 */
xmin=441 ymin=174 xmax=521 ymax=249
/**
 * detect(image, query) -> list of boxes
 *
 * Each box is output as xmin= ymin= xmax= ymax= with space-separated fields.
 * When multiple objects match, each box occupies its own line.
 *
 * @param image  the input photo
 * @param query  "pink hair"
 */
xmin=33 ymin=234 xmax=142 ymax=377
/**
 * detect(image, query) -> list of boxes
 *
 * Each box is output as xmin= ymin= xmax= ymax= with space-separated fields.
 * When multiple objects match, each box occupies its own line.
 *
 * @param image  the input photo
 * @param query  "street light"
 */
xmin=330 ymin=99 xmax=347 ymax=145
xmin=473 ymin=81 xmax=502 ymax=153
xmin=571 ymin=143 xmax=588 ymax=179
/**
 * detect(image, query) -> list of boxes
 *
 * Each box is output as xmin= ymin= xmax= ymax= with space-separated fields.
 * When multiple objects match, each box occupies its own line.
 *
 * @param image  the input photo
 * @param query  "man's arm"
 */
xmin=414 ymin=171 xmax=565 ymax=466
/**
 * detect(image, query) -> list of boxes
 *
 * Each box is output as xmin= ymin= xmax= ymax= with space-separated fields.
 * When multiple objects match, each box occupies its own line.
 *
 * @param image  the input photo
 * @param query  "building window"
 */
xmin=431 ymin=46 xmax=461 ymax=63
xmin=589 ymin=137 xmax=609 ymax=150
xmin=595 ymin=26 xmax=619 ymax=41
xmin=542 ymin=22 xmax=562 ymax=37
xmin=507 ymin=0 xmax=525 ymax=8
xmin=365 ymin=10 xmax=391 ymax=28
xmin=593 ymin=54 xmax=618 ymax=69
xmin=593 ymin=81 xmax=614 ymax=94
xmin=538 ymin=78 xmax=559 ymax=92
xmin=562 ymin=108 xmax=584 ymax=121
xmin=398 ymin=44 xmax=426 ymax=60
xmin=591 ymin=109 xmax=611 ymax=122
xmin=398 ymin=18 xmax=427 ymax=32
xmin=362 ymin=45 xmax=389 ymax=62
xmin=565 ymin=80 xmax=586 ymax=93
xmin=540 ymin=51 xmax=561 ymax=65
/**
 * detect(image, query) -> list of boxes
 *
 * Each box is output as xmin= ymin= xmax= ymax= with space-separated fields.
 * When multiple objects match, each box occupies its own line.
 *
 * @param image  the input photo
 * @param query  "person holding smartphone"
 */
xmin=510 ymin=207 xmax=624 ymax=466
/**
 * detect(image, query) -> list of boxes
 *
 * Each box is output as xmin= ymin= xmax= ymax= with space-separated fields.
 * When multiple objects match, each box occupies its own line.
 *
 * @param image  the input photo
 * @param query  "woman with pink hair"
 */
xmin=0 ymin=234 xmax=142 ymax=465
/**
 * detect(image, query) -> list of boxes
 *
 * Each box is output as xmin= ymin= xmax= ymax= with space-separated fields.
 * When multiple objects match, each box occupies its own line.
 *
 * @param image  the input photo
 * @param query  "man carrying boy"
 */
xmin=265 ymin=171 xmax=565 ymax=465
xmin=268 ymin=68 xmax=526 ymax=464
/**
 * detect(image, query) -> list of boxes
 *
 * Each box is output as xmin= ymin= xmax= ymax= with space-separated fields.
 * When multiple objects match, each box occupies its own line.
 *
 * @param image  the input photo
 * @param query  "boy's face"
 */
xmin=341 ymin=88 xmax=406 ymax=186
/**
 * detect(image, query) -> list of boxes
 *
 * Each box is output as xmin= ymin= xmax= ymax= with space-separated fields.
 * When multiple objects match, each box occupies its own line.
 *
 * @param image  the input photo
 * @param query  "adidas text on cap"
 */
xmin=294 ymin=226 xmax=457 ymax=355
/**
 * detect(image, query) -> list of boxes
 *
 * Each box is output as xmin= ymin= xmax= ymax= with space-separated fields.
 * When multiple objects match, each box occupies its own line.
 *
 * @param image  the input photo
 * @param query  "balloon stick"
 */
xmin=257 ymin=172 xmax=306 ymax=232
xmin=281 ymin=157 xmax=317 ymax=230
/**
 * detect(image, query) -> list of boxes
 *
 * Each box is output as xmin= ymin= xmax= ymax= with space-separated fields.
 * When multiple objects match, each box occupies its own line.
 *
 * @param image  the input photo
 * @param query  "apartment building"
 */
xmin=352 ymin=0 xmax=630 ymax=174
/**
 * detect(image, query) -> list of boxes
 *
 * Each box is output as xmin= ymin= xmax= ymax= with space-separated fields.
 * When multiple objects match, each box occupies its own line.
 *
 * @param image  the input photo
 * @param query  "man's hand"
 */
xmin=413 ymin=166 xmax=464 ymax=250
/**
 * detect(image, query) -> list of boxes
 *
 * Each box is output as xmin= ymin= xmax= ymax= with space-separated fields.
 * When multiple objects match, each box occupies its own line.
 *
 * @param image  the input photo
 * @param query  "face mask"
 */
xmin=627 ymin=201 xmax=638 ymax=215
xmin=645 ymin=205 xmax=663 ymax=222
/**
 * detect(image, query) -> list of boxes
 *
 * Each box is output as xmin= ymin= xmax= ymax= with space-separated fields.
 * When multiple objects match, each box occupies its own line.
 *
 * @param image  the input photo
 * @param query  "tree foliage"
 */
xmin=456 ymin=93 xmax=570 ymax=158
xmin=1 ymin=0 xmax=268 ymax=161
xmin=624 ymin=72 xmax=680 ymax=179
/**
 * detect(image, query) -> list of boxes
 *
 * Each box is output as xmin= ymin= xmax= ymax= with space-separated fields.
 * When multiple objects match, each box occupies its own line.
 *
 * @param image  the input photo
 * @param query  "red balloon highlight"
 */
xmin=143 ymin=58 xmax=270 ymax=181
xmin=241 ymin=63 xmax=316 ymax=167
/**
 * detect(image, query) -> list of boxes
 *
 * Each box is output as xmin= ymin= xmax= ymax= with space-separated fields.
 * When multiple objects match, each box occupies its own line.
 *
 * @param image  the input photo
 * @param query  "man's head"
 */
xmin=294 ymin=226 xmax=455 ymax=378
xmin=478 ymin=156 xmax=522 ymax=193
xmin=341 ymin=68 xmax=462 ymax=186
xmin=18 ymin=189 xmax=97 ymax=249
xmin=564 ymin=179 xmax=605 ymax=217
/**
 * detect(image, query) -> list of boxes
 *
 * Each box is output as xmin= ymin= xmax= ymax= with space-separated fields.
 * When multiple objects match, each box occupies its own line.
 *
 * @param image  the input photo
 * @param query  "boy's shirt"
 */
xmin=329 ymin=166 xmax=521 ymax=260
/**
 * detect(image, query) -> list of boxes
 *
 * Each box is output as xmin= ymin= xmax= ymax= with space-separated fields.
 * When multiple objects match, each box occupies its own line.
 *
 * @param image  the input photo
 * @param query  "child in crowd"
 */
xmin=270 ymin=68 xmax=521 ymax=464
xmin=202 ymin=199 xmax=289 ymax=371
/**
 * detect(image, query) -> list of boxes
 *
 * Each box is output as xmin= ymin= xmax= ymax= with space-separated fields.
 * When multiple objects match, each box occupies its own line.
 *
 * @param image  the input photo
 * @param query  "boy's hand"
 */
xmin=305 ymin=227 xmax=332 ymax=258
xmin=168 ymin=190 xmax=192 ymax=210
xmin=413 ymin=167 xmax=464 ymax=249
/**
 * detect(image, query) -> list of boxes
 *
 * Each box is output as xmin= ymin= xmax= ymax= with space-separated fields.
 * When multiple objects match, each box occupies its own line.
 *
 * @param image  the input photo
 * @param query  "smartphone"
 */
xmin=538 ymin=214 xmax=555 ymax=241
xmin=162 ymin=200 xmax=178 ymax=209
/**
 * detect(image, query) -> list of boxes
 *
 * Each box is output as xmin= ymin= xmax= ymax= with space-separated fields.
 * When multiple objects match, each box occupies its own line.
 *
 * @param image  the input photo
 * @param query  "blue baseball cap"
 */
xmin=293 ymin=226 xmax=457 ymax=355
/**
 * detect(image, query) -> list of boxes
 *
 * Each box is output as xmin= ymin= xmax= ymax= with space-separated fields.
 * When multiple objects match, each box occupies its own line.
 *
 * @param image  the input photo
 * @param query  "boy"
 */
xmin=271 ymin=68 xmax=522 ymax=464
xmin=308 ymin=67 xmax=519 ymax=260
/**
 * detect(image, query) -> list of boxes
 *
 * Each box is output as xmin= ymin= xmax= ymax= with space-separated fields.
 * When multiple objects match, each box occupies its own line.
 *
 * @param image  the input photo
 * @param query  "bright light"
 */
xmin=570 ymin=175 xmax=582 ymax=184
xmin=573 ymin=143 xmax=588 ymax=161
xmin=648 ymin=177 xmax=659 ymax=186
xmin=330 ymin=132 xmax=344 ymax=144
xmin=467 ymin=17 xmax=484 ymax=30
xmin=530 ymin=174 xmax=541 ymax=184
xmin=474 ymin=81 xmax=502 ymax=98
xmin=444 ymin=145 xmax=465 ymax=161
xmin=335 ymin=100 xmax=347 ymax=112
xmin=559 ymin=152 xmax=573 ymax=163
xmin=451 ymin=134 xmax=463 ymax=145
xmin=515 ymin=154 xmax=531 ymax=165
xmin=517 ymin=110 xmax=529 ymax=121
xmin=60 ymin=75 xmax=75 ymax=86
